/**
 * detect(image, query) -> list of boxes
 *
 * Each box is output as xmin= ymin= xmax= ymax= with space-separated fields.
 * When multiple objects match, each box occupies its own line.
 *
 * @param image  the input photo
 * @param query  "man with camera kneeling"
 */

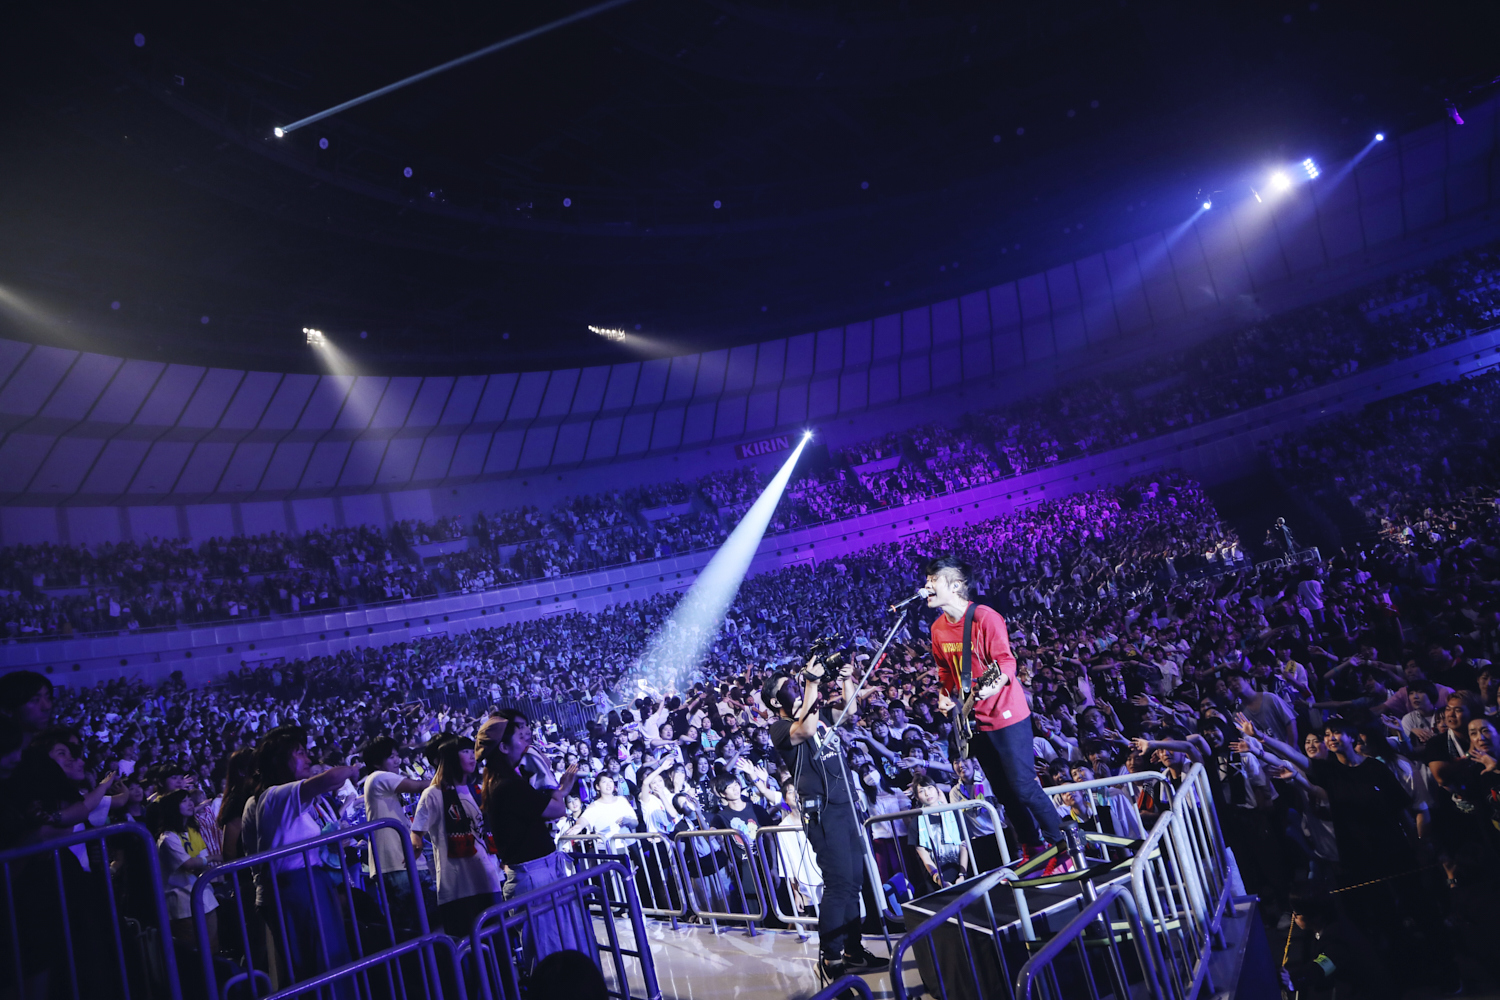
xmin=765 ymin=655 xmax=884 ymax=986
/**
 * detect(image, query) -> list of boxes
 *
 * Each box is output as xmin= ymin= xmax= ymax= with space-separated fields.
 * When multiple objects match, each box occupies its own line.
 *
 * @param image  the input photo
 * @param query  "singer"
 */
xmin=923 ymin=555 xmax=1072 ymax=875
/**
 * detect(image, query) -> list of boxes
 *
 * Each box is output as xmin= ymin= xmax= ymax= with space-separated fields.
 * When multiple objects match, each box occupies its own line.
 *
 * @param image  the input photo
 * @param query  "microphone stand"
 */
xmin=833 ymin=602 xmax=915 ymax=730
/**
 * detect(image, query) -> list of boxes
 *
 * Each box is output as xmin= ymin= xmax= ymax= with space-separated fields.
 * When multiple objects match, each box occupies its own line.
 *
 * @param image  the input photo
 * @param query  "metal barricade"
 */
xmin=1129 ymin=811 xmax=1216 ymax=1000
xmin=811 ymin=973 xmax=877 ymax=1000
xmin=1041 ymin=770 xmax=1171 ymax=849
xmin=252 ymin=932 xmax=467 ymax=1000
xmin=190 ymin=818 xmax=429 ymax=1000
xmin=861 ymin=799 xmax=1029 ymax=937
xmin=469 ymin=860 xmax=662 ymax=1000
xmin=1170 ymin=763 xmax=1231 ymax=940
xmin=888 ymin=867 xmax=1020 ymax=1000
xmin=1013 ymin=883 xmax=1152 ymax=1000
xmin=670 ymin=829 xmax=768 ymax=933
xmin=0 ymin=822 xmax=183 ymax=1000
xmin=560 ymin=832 xmax=690 ymax=924
xmin=754 ymin=823 xmax=822 ymax=936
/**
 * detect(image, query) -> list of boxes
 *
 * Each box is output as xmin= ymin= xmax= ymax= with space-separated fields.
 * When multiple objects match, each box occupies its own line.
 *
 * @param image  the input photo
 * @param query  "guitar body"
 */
xmin=950 ymin=662 xmax=1005 ymax=760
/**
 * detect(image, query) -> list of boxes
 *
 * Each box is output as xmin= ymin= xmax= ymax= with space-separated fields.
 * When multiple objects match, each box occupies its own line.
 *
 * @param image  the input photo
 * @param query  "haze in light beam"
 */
xmin=622 ymin=435 xmax=812 ymax=699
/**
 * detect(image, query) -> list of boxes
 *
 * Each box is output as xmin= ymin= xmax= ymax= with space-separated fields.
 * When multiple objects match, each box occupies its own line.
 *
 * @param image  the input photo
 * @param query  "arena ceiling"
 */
xmin=0 ymin=0 xmax=1495 ymax=375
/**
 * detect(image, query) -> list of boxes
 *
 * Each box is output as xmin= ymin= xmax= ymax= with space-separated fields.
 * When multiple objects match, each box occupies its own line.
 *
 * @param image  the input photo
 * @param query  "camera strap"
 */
xmin=959 ymin=602 xmax=977 ymax=696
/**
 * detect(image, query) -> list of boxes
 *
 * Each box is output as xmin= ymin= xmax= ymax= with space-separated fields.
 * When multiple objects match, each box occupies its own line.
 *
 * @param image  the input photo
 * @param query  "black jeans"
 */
xmin=805 ymin=800 xmax=866 ymax=960
xmin=970 ymin=717 xmax=1063 ymax=848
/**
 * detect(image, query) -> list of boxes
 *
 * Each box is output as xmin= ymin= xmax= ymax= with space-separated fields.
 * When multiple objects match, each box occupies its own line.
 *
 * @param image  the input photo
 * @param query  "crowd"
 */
xmin=0 ymin=359 xmax=1497 ymax=993
xmin=5 ymin=244 xmax=1498 ymax=644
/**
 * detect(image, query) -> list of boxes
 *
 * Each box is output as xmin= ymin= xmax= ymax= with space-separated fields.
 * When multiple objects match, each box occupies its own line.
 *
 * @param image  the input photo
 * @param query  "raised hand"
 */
xmin=1232 ymin=712 xmax=1255 ymax=737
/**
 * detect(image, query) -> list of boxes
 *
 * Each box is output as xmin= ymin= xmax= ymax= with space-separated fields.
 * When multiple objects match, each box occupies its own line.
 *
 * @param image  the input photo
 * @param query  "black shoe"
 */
xmin=842 ymin=945 xmax=885 ymax=974
xmin=817 ymin=955 xmax=847 ymax=986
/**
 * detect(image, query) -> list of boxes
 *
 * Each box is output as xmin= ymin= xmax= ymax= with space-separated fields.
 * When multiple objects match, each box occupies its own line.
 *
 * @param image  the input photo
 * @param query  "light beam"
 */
xmin=622 ymin=434 xmax=813 ymax=697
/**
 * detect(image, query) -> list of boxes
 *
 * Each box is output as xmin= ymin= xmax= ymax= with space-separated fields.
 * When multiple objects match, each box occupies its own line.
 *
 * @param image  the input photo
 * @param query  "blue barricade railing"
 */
xmin=1013 ymin=882 xmax=1151 ymax=1000
xmin=887 ymin=866 xmax=1022 ymax=1000
xmin=468 ymin=859 xmax=661 ymax=1000
xmin=810 ymin=973 xmax=877 ymax=1000
xmin=250 ymin=932 xmax=466 ymax=1000
xmin=0 ymin=822 xmax=183 ymax=1000
xmin=191 ymin=817 xmax=430 ymax=1000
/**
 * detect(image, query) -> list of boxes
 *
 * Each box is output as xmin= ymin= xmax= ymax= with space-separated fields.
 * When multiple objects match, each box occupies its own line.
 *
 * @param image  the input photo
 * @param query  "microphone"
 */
xmin=889 ymin=587 xmax=934 ymax=612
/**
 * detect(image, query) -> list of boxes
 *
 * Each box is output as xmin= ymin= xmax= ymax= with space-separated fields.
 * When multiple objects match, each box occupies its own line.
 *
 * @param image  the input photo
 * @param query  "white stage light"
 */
xmin=1202 ymin=201 xmax=1212 ymax=210
xmin=623 ymin=434 xmax=813 ymax=696
xmin=1302 ymin=158 xmax=1320 ymax=179
xmin=274 ymin=127 xmax=285 ymax=138
xmin=588 ymin=325 xmax=628 ymax=342
xmin=1270 ymin=172 xmax=1292 ymax=192
xmin=303 ymin=327 xmax=326 ymax=346
xmin=1375 ymin=133 xmax=1384 ymax=142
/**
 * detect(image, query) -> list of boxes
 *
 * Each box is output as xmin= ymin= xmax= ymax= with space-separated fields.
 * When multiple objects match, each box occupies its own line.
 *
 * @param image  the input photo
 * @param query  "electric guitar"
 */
xmin=951 ymin=661 xmax=1008 ymax=760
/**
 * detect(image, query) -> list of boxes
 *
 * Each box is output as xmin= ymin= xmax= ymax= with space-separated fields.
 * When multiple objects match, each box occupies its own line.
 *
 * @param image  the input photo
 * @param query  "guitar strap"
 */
xmin=959 ymin=602 xmax=977 ymax=696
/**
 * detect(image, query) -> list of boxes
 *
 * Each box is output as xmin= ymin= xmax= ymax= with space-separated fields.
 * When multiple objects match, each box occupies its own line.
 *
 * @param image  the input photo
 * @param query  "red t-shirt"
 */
xmin=930 ymin=602 xmax=1029 ymax=732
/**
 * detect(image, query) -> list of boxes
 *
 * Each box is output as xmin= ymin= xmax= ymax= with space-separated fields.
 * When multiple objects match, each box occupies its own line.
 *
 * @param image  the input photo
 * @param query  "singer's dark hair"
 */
xmin=924 ymin=555 xmax=971 ymax=598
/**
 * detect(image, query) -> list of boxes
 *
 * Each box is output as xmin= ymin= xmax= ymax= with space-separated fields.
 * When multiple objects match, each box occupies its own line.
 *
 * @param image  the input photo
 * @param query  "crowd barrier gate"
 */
xmin=1012 ymin=883 xmax=1150 ymax=1000
xmin=190 ymin=818 xmax=430 ymax=1000
xmin=670 ymin=829 xmax=768 ymax=933
xmin=467 ymin=860 xmax=661 ymax=1000
xmin=559 ymin=832 xmax=690 ymax=926
xmin=0 ymin=822 xmax=183 ymax=1000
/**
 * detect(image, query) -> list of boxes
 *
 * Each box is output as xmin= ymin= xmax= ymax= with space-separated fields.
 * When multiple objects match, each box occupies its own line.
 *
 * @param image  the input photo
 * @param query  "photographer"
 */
xmin=766 ymin=651 xmax=884 ymax=986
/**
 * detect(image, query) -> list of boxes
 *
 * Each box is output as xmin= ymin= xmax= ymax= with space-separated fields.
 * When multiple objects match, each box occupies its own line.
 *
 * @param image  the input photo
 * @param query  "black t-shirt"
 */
xmin=711 ymin=801 xmax=775 ymax=860
xmin=770 ymin=711 xmax=852 ymax=805
xmin=483 ymin=778 xmax=557 ymax=865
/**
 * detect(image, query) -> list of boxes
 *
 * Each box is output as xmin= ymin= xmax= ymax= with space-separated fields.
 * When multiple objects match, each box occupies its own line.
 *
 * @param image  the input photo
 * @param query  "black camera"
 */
xmin=804 ymin=634 xmax=850 ymax=680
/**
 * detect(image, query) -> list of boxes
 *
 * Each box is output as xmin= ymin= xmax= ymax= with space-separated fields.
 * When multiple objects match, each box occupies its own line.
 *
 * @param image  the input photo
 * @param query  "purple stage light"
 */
xmin=713 ymin=200 xmax=722 ymax=209
xmin=1446 ymin=102 xmax=1464 ymax=125
xmin=563 ymin=197 xmax=572 ymax=207
xmin=860 ymin=181 xmax=869 ymax=189
xmin=403 ymin=166 xmax=413 ymax=178
xmin=319 ymin=137 xmax=329 ymax=149
xmin=134 ymin=33 xmax=145 ymax=47
xmin=200 ymin=316 xmax=210 ymax=324
xmin=360 ymin=331 xmax=368 ymax=339
xmin=110 ymin=301 xmax=120 ymax=310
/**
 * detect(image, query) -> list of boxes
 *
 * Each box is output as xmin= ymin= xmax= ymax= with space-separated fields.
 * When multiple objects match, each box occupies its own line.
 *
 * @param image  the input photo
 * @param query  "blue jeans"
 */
xmin=263 ymin=869 xmax=355 ymax=1000
xmin=507 ymin=852 xmax=592 ymax=970
xmin=971 ymin=717 xmax=1063 ymax=848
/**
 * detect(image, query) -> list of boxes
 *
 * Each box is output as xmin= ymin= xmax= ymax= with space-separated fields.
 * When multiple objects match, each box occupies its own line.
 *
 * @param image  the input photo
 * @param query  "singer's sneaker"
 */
xmin=1041 ymin=853 xmax=1077 ymax=877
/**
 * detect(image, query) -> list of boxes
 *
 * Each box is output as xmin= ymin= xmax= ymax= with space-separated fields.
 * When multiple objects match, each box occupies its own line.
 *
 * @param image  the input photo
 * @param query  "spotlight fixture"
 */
xmin=1374 ymin=132 xmax=1385 ymax=142
xmin=588 ymin=325 xmax=627 ymax=342
xmin=1445 ymin=101 xmax=1464 ymax=126
xmin=1302 ymin=158 xmax=1320 ymax=179
xmin=273 ymin=127 xmax=285 ymax=138
xmin=1270 ymin=171 xmax=1292 ymax=192
xmin=803 ymin=430 xmax=814 ymax=441
xmin=303 ymin=327 xmax=326 ymax=346
xmin=1202 ymin=201 xmax=1212 ymax=210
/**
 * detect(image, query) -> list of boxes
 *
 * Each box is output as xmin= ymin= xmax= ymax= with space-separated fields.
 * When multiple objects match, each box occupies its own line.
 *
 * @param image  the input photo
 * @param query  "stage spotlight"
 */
xmin=303 ymin=327 xmax=326 ymax=347
xmin=1302 ymin=158 xmax=1320 ymax=179
xmin=1202 ymin=200 xmax=1212 ymax=210
xmin=1375 ymin=133 xmax=1385 ymax=142
xmin=274 ymin=127 xmax=285 ymax=138
xmin=588 ymin=325 xmax=628 ymax=342
xmin=1270 ymin=171 xmax=1292 ymax=193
